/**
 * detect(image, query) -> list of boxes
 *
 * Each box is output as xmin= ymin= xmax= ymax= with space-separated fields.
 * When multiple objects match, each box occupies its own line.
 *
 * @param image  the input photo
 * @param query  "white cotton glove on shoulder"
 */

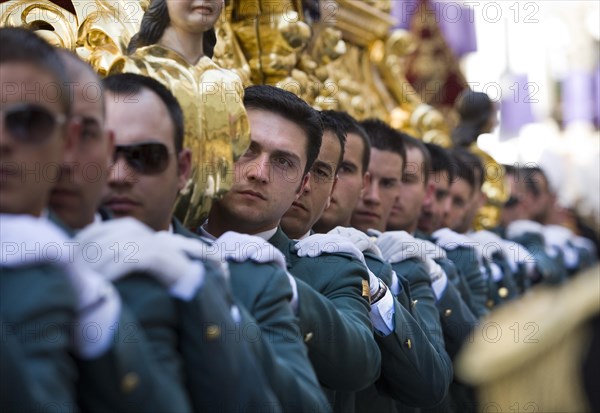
xmin=294 ymin=233 xmax=366 ymax=263
xmin=215 ymin=231 xmax=299 ymax=314
xmin=294 ymin=232 xmax=380 ymax=300
xmin=328 ymin=226 xmax=382 ymax=257
xmin=432 ymin=228 xmax=474 ymax=250
xmin=468 ymin=230 xmax=505 ymax=262
xmin=506 ymin=219 xmax=544 ymax=240
xmin=215 ymin=231 xmax=287 ymax=270
xmin=543 ymin=225 xmax=574 ymax=248
xmin=74 ymin=218 xmax=204 ymax=300
xmin=0 ymin=214 xmax=122 ymax=359
xmin=376 ymin=230 xmax=446 ymax=264
xmin=543 ymin=225 xmax=579 ymax=268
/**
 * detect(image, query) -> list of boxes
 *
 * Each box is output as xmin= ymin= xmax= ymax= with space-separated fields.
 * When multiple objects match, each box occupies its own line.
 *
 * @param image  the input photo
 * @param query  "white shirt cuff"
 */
xmin=431 ymin=275 xmax=448 ymax=301
xmin=370 ymin=289 xmax=395 ymax=335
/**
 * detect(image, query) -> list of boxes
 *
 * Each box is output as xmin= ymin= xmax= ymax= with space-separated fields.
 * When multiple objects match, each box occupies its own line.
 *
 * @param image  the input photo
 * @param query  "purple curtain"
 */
xmin=392 ymin=0 xmax=477 ymax=57
xmin=562 ymin=70 xmax=596 ymax=126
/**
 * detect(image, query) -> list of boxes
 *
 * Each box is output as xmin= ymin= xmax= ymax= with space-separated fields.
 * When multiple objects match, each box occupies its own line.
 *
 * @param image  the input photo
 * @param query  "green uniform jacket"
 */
xmin=443 ymin=247 xmax=489 ymax=318
xmin=175 ymin=220 xmax=330 ymax=413
xmin=0 ymin=264 xmax=78 ymax=412
xmin=228 ymin=260 xmax=331 ymax=413
xmin=57 ymin=211 xmax=279 ymax=413
xmin=269 ymin=228 xmax=381 ymax=413
xmin=510 ymin=232 xmax=567 ymax=285
xmin=355 ymin=253 xmax=452 ymax=412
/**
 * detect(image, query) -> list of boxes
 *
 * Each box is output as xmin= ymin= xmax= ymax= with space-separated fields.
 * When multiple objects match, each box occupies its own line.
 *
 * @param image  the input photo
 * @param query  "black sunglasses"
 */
xmin=1 ymin=103 xmax=66 ymax=144
xmin=113 ymin=142 xmax=172 ymax=175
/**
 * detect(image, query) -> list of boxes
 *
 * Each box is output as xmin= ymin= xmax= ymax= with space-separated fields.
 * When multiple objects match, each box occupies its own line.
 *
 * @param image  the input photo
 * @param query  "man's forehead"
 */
xmin=369 ymin=148 xmax=403 ymax=174
xmin=319 ymin=131 xmax=342 ymax=161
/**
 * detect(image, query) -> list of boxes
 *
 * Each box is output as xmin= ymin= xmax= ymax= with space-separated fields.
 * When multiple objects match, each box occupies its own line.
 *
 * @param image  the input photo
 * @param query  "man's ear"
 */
xmin=360 ymin=171 xmax=371 ymax=198
xmin=105 ymin=130 xmax=115 ymax=166
xmin=324 ymin=175 xmax=339 ymax=210
xmin=63 ymin=117 xmax=82 ymax=162
xmin=424 ymin=180 xmax=435 ymax=203
xmin=177 ymin=148 xmax=192 ymax=191
xmin=295 ymin=172 xmax=310 ymax=200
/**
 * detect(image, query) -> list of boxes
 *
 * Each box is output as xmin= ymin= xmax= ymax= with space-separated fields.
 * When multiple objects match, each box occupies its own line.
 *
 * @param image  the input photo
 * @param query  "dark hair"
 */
xmin=319 ymin=111 xmax=346 ymax=173
xmin=0 ymin=27 xmax=71 ymax=113
xmin=400 ymin=133 xmax=431 ymax=185
xmin=450 ymin=148 xmax=484 ymax=192
xmin=452 ymin=89 xmax=494 ymax=147
xmin=524 ymin=166 xmax=549 ymax=197
xmin=360 ymin=119 xmax=406 ymax=167
xmin=321 ymin=110 xmax=370 ymax=174
xmin=103 ymin=73 xmax=184 ymax=153
xmin=56 ymin=49 xmax=105 ymax=116
xmin=127 ymin=0 xmax=217 ymax=58
xmin=425 ymin=142 xmax=456 ymax=185
xmin=243 ymin=85 xmax=323 ymax=175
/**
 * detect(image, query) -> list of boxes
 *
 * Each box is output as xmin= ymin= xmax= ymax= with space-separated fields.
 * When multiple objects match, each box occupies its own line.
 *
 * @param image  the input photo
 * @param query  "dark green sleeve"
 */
xmin=0 ymin=315 xmax=39 ymax=412
xmin=292 ymin=256 xmax=381 ymax=392
xmin=229 ymin=261 xmax=331 ymax=413
xmin=372 ymin=299 xmax=452 ymax=408
xmin=435 ymin=282 xmax=479 ymax=360
xmin=177 ymin=267 xmax=281 ymax=413
xmin=0 ymin=264 xmax=78 ymax=411
xmin=511 ymin=233 xmax=567 ymax=285
xmin=436 ymin=257 xmax=474 ymax=312
xmin=391 ymin=259 xmax=449 ymax=372
xmin=114 ymin=274 xmax=193 ymax=411
xmin=446 ymin=247 xmax=489 ymax=318
xmin=76 ymin=304 xmax=192 ymax=413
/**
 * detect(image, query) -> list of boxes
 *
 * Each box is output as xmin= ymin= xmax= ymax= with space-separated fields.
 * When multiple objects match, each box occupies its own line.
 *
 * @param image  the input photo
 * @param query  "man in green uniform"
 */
xmin=46 ymin=56 xmax=280 ymax=411
xmin=414 ymin=143 xmax=490 ymax=318
xmin=284 ymin=110 xmax=453 ymax=411
xmin=0 ymin=28 xmax=142 ymax=412
xmin=100 ymin=74 xmax=327 ymax=412
xmin=203 ymin=85 xmax=381 ymax=413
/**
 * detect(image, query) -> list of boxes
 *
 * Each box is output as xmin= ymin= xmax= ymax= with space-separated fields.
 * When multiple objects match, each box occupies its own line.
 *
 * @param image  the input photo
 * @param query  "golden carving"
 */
xmin=1 ymin=0 xmax=459 ymax=224
xmin=110 ymin=46 xmax=249 ymax=228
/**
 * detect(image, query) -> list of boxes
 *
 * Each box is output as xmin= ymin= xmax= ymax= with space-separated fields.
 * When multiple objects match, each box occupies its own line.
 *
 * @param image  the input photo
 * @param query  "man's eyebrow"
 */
xmin=313 ymin=160 xmax=335 ymax=173
xmin=272 ymin=149 xmax=301 ymax=165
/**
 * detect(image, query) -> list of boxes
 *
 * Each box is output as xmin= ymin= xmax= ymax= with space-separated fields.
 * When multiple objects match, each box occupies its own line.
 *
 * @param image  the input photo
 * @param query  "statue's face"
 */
xmin=166 ymin=0 xmax=224 ymax=34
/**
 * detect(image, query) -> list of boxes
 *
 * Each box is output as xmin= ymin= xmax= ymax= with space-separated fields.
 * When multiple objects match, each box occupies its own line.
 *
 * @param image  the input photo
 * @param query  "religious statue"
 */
xmin=108 ymin=0 xmax=250 ymax=229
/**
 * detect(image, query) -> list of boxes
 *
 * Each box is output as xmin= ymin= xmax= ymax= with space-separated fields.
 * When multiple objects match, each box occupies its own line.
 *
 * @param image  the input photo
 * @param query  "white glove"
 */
xmin=506 ymin=220 xmax=544 ymax=240
xmin=294 ymin=233 xmax=367 ymax=265
xmin=468 ymin=230 xmax=505 ymax=262
xmin=424 ymin=257 xmax=448 ymax=300
xmin=215 ymin=231 xmax=287 ymax=270
xmin=74 ymin=218 xmax=204 ymax=300
xmin=376 ymin=230 xmax=446 ymax=263
xmin=543 ymin=225 xmax=579 ymax=268
xmin=328 ymin=226 xmax=382 ymax=257
xmin=1 ymin=214 xmax=69 ymax=267
xmin=0 ymin=214 xmax=122 ymax=358
xmin=216 ymin=232 xmax=298 ymax=314
xmin=432 ymin=228 xmax=476 ymax=250
xmin=294 ymin=233 xmax=382 ymax=301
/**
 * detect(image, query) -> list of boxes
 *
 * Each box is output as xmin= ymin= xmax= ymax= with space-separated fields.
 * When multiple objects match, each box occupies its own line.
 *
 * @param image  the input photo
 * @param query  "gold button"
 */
xmin=405 ymin=338 xmax=412 ymax=349
xmin=206 ymin=325 xmax=221 ymax=340
xmin=121 ymin=373 xmax=139 ymax=393
xmin=498 ymin=287 xmax=509 ymax=298
xmin=444 ymin=309 xmax=452 ymax=317
xmin=304 ymin=332 xmax=314 ymax=343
